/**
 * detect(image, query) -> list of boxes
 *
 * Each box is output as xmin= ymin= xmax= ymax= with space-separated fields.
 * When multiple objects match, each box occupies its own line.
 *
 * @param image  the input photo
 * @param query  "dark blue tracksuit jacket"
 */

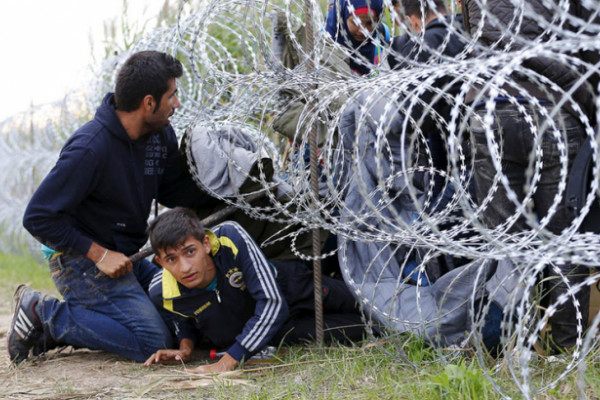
xmin=23 ymin=93 xmax=206 ymax=256
xmin=148 ymin=222 xmax=289 ymax=362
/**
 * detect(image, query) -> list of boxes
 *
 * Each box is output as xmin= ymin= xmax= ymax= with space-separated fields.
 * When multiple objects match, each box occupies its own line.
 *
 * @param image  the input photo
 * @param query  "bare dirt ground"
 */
xmin=0 ymin=305 xmax=254 ymax=400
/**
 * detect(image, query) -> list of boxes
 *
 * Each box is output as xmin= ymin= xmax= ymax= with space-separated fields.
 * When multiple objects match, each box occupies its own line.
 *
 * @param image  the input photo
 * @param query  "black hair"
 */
xmin=114 ymin=50 xmax=183 ymax=112
xmin=147 ymin=207 xmax=206 ymax=255
xmin=400 ymin=0 xmax=446 ymax=18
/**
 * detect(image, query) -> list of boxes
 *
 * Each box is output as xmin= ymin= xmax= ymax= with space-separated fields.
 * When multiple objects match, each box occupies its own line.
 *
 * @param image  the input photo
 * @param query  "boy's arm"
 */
xmin=146 ymin=279 xmax=199 ymax=366
xmin=144 ymin=311 xmax=198 ymax=366
xmin=192 ymin=223 xmax=289 ymax=375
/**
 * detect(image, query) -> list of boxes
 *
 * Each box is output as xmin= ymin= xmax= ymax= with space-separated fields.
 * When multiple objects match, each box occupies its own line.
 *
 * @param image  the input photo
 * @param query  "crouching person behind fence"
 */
xmin=144 ymin=207 xmax=370 ymax=374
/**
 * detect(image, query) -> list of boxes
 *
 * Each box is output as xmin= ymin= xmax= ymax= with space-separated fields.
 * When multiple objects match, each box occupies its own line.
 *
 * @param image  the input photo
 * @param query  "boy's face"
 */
xmin=155 ymin=235 xmax=216 ymax=290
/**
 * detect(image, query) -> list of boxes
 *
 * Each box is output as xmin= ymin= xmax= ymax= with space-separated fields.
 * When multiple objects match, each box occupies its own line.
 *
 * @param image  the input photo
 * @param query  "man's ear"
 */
xmin=142 ymin=94 xmax=155 ymax=112
xmin=154 ymin=254 xmax=164 ymax=267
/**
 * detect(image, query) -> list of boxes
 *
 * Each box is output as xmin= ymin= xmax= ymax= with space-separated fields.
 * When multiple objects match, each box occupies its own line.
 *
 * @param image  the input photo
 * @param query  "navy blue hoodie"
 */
xmin=23 ymin=93 xmax=206 ymax=256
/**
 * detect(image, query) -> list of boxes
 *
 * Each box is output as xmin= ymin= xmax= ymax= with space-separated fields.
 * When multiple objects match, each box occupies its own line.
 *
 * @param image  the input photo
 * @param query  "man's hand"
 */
xmin=187 ymin=353 xmax=239 ymax=374
xmin=96 ymin=250 xmax=133 ymax=278
xmin=87 ymin=242 xmax=132 ymax=279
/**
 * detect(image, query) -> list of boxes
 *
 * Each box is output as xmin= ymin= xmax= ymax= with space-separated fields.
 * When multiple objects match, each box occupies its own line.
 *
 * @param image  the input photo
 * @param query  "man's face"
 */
xmin=155 ymin=236 xmax=216 ymax=290
xmin=146 ymin=78 xmax=181 ymax=133
xmin=406 ymin=14 xmax=423 ymax=34
xmin=346 ymin=12 xmax=377 ymax=42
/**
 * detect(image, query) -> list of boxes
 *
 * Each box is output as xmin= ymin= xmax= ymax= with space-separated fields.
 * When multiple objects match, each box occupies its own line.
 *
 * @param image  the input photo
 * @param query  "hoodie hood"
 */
xmin=94 ymin=93 xmax=135 ymax=144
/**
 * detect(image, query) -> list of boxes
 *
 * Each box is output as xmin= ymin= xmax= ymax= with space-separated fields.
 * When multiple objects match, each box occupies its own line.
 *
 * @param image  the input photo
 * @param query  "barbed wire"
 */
xmin=1 ymin=0 xmax=599 ymax=397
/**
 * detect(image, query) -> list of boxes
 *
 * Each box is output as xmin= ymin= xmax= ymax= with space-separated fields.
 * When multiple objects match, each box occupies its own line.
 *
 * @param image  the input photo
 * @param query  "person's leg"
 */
xmin=38 ymin=254 xmax=172 ymax=362
xmin=7 ymin=285 xmax=59 ymax=363
xmin=472 ymin=104 xmax=590 ymax=350
xmin=274 ymin=260 xmax=359 ymax=314
xmin=273 ymin=312 xmax=370 ymax=345
xmin=470 ymin=104 xmax=530 ymax=232
xmin=529 ymin=109 xmax=589 ymax=349
xmin=272 ymin=260 xmax=374 ymax=345
xmin=322 ymin=312 xmax=372 ymax=344
xmin=321 ymin=275 xmax=361 ymax=314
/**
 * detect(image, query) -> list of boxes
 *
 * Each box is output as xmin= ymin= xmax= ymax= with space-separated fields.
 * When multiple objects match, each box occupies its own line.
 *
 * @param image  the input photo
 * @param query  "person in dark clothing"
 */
xmin=9 ymin=51 xmax=213 ymax=365
xmin=388 ymin=0 xmax=464 ymax=70
xmin=144 ymin=208 xmax=369 ymax=374
xmin=462 ymin=0 xmax=598 ymax=350
xmin=388 ymin=0 xmax=470 ymax=212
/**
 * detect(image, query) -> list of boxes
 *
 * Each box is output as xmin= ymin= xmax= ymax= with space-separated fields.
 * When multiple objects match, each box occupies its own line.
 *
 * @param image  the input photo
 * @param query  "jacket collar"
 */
xmin=161 ymin=228 xmax=236 ymax=300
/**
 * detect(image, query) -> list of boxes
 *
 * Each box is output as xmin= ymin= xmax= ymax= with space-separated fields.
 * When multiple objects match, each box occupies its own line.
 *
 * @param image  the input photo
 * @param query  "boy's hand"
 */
xmin=144 ymin=348 xmax=192 ymax=366
xmin=187 ymin=353 xmax=239 ymax=374
xmin=145 ymin=338 xmax=194 ymax=366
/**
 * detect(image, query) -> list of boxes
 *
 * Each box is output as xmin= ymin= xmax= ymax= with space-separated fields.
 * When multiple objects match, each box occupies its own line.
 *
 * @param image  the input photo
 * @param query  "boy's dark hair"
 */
xmin=115 ymin=50 xmax=183 ymax=112
xmin=401 ymin=0 xmax=446 ymax=18
xmin=147 ymin=207 xmax=206 ymax=255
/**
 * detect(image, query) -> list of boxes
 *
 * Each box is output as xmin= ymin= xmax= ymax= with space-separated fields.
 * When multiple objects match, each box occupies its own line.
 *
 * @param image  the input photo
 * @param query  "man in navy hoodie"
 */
xmin=9 ymin=51 xmax=211 ymax=364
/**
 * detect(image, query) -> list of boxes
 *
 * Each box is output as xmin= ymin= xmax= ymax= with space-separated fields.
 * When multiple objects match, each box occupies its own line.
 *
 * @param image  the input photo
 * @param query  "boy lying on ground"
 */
xmin=144 ymin=207 xmax=372 ymax=373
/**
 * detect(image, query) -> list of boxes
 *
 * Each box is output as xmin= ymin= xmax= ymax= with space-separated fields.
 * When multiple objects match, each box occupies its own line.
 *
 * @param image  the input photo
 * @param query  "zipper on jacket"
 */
xmin=215 ymin=288 xmax=221 ymax=303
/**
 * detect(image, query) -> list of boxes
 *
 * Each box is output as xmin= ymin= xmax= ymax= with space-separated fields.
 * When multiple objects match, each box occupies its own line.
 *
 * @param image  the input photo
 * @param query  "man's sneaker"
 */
xmin=31 ymin=335 xmax=59 ymax=357
xmin=7 ymin=285 xmax=45 ymax=364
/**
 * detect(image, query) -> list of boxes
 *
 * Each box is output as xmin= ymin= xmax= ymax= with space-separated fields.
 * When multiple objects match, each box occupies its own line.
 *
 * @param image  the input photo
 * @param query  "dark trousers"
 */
xmin=471 ymin=102 xmax=589 ymax=349
xmin=271 ymin=260 xmax=371 ymax=345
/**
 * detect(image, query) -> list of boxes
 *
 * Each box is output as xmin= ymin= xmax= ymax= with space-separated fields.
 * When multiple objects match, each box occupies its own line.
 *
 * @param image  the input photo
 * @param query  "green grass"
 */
xmin=0 ymin=252 xmax=59 ymax=309
xmin=196 ymin=343 xmax=600 ymax=399
xmin=180 ymin=342 xmax=499 ymax=399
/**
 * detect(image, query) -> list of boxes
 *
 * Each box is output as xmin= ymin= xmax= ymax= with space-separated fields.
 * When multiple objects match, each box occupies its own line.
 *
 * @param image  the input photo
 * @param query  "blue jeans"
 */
xmin=471 ymin=102 xmax=590 ymax=349
xmin=37 ymin=254 xmax=172 ymax=362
